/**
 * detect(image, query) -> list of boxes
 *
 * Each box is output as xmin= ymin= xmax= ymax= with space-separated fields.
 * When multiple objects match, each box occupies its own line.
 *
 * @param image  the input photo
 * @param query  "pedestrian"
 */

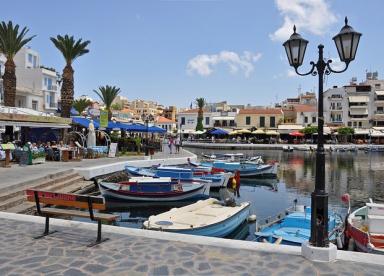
xmin=175 ymin=137 xmax=181 ymax=153
xmin=168 ymin=136 xmax=174 ymax=154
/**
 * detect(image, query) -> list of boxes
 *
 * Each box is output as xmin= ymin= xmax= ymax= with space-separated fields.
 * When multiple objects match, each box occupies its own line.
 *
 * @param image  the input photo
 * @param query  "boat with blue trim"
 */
xmin=143 ymin=198 xmax=250 ymax=237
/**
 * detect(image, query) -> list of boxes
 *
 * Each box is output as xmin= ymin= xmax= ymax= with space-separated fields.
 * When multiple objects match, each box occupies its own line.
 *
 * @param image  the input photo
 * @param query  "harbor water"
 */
xmin=99 ymin=148 xmax=384 ymax=241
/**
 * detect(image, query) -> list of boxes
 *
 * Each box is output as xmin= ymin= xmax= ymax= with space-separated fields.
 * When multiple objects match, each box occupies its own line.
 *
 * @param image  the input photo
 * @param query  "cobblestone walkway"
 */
xmin=0 ymin=218 xmax=383 ymax=275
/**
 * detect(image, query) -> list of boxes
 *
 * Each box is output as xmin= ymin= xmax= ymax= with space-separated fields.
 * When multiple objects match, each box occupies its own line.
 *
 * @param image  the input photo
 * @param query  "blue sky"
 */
xmin=0 ymin=0 xmax=382 ymax=107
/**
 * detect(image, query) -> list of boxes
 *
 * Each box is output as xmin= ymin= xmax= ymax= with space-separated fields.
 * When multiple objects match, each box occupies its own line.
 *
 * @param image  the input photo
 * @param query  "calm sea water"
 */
xmin=103 ymin=148 xmax=384 ymax=241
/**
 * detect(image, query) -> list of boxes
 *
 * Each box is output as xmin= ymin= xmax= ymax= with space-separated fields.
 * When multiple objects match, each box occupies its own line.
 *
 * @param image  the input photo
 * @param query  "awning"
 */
xmin=375 ymin=90 xmax=384 ymax=96
xmin=278 ymin=124 xmax=304 ymax=134
xmin=349 ymin=96 xmax=369 ymax=103
xmin=354 ymin=129 xmax=370 ymax=135
xmin=212 ymin=116 xmax=235 ymax=121
xmin=0 ymin=120 xmax=71 ymax=129
xmin=371 ymin=130 xmax=384 ymax=137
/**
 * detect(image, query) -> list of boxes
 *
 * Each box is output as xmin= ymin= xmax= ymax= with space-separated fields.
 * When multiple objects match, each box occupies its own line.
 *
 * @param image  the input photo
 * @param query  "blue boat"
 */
xmin=143 ymin=198 xmax=250 ymax=237
xmin=199 ymin=160 xmax=278 ymax=178
xmin=125 ymin=165 xmax=231 ymax=188
xmin=254 ymin=205 xmax=344 ymax=246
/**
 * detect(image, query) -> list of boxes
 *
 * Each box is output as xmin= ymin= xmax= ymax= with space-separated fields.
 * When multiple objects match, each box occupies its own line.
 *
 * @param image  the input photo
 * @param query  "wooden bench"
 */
xmin=26 ymin=189 xmax=119 ymax=246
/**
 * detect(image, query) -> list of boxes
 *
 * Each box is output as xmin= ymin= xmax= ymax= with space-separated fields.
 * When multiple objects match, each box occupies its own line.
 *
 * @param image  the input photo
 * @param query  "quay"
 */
xmin=182 ymin=141 xmax=383 ymax=151
xmin=0 ymin=148 xmax=196 ymax=213
xmin=0 ymin=212 xmax=383 ymax=275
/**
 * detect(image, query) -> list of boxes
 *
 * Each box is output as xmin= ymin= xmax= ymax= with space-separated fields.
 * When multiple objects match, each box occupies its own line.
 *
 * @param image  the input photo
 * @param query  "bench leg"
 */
xmin=33 ymin=216 xmax=57 ymax=239
xmin=87 ymin=220 xmax=108 ymax=247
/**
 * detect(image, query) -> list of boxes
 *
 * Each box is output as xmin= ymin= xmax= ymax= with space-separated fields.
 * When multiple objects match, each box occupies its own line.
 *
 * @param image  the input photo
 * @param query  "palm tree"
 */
xmin=72 ymin=98 xmax=91 ymax=116
xmin=195 ymin=97 xmax=206 ymax=131
xmin=50 ymin=35 xmax=90 ymax=118
xmin=0 ymin=21 xmax=35 ymax=106
xmin=93 ymin=85 xmax=121 ymax=120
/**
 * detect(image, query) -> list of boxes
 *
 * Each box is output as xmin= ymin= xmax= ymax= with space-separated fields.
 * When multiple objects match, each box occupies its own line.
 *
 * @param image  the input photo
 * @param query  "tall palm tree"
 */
xmin=0 ymin=21 xmax=35 ymax=106
xmin=93 ymin=85 xmax=121 ymax=120
xmin=195 ymin=97 xmax=206 ymax=131
xmin=72 ymin=98 xmax=91 ymax=116
xmin=50 ymin=35 xmax=90 ymax=118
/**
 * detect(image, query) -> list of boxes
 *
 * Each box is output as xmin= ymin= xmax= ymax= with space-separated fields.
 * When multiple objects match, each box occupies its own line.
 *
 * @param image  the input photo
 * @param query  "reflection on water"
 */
xmin=101 ymin=148 xmax=384 ymax=241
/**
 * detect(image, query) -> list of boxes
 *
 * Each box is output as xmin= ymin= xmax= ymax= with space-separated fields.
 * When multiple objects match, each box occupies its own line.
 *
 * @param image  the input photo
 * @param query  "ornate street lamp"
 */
xmin=144 ymin=114 xmax=154 ymax=156
xmin=283 ymin=17 xmax=361 ymax=248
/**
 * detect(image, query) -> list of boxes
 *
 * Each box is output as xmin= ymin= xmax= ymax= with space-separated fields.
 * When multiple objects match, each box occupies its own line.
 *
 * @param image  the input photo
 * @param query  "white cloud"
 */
xmin=287 ymin=69 xmax=298 ymax=78
xmin=327 ymin=57 xmax=345 ymax=71
xmin=187 ymin=51 xmax=262 ymax=77
xmin=270 ymin=0 xmax=337 ymax=42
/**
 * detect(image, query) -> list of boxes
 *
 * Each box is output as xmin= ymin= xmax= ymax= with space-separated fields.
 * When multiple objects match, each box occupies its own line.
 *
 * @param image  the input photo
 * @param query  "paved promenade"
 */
xmin=0 ymin=146 xmax=192 ymax=190
xmin=0 ymin=213 xmax=383 ymax=276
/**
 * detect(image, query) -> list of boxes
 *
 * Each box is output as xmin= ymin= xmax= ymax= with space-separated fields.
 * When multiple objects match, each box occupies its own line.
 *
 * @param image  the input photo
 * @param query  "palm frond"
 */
xmin=93 ymin=85 xmax=121 ymax=110
xmin=72 ymin=98 xmax=91 ymax=115
xmin=50 ymin=34 xmax=90 ymax=65
xmin=0 ymin=21 xmax=35 ymax=59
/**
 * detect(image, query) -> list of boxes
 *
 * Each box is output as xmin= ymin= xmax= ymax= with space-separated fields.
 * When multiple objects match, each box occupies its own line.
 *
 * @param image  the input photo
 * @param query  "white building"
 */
xmin=177 ymin=108 xmax=237 ymax=133
xmin=323 ymin=73 xmax=384 ymax=129
xmin=0 ymin=47 xmax=59 ymax=113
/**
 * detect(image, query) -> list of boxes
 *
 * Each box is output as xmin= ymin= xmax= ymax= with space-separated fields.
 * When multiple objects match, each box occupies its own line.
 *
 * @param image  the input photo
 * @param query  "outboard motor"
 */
xmin=223 ymin=197 xmax=236 ymax=207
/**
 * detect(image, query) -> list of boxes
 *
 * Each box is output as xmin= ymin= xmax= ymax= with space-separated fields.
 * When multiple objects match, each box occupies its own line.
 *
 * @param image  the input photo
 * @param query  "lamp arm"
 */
xmin=294 ymin=62 xmax=317 ymax=76
xmin=326 ymin=60 xmax=350 ymax=74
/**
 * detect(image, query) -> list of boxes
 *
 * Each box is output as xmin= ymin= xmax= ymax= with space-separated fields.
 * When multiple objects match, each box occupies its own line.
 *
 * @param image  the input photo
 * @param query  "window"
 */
xmin=181 ymin=117 xmax=185 ymax=125
xmin=358 ymin=122 xmax=362 ymax=127
xmin=246 ymin=116 xmax=251 ymax=125
xmin=375 ymin=84 xmax=381 ymax=88
xmin=33 ymin=56 xmax=37 ymax=68
xmin=270 ymin=116 xmax=275 ymax=128
xmin=205 ymin=117 xmax=209 ymax=125
xmin=304 ymin=116 xmax=308 ymax=123
xmin=312 ymin=117 xmax=316 ymax=123
xmin=348 ymin=122 xmax=352 ymax=127
xmin=28 ymin=53 xmax=33 ymax=63
xmin=260 ymin=116 xmax=265 ymax=127
xmin=32 ymin=100 xmax=38 ymax=111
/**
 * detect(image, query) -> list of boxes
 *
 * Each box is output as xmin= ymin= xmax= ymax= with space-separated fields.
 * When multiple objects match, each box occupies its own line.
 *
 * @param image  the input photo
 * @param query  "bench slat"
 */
xmin=26 ymin=189 xmax=106 ymax=210
xmin=41 ymin=207 xmax=119 ymax=221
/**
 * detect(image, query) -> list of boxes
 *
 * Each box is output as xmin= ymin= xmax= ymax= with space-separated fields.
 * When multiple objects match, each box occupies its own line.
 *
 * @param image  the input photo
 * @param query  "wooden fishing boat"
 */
xmin=98 ymin=177 xmax=210 ymax=202
xmin=143 ymin=198 xmax=250 ymax=237
xmin=199 ymin=160 xmax=278 ymax=178
xmin=255 ymin=204 xmax=344 ymax=246
xmin=125 ymin=165 xmax=231 ymax=188
xmin=345 ymin=199 xmax=384 ymax=254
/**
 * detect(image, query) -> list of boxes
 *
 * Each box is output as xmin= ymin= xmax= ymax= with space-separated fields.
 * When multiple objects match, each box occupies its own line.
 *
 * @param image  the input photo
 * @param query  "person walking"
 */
xmin=168 ymin=136 xmax=174 ymax=154
xmin=175 ymin=137 xmax=181 ymax=153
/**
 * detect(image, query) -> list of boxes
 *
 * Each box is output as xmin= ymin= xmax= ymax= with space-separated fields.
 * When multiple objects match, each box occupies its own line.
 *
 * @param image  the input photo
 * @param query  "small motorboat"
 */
xmin=255 ymin=203 xmax=344 ymax=246
xmin=98 ymin=177 xmax=210 ymax=202
xmin=125 ymin=165 xmax=231 ymax=188
xmin=343 ymin=194 xmax=384 ymax=254
xmin=143 ymin=198 xmax=250 ymax=237
xmin=282 ymin=146 xmax=293 ymax=152
xmin=199 ymin=160 xmax=278 ymax=178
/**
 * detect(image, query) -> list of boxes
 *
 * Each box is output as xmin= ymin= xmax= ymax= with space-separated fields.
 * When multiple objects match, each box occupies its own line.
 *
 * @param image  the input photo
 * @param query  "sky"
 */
xmin=0 ymin=0 xmax=382 ymax=108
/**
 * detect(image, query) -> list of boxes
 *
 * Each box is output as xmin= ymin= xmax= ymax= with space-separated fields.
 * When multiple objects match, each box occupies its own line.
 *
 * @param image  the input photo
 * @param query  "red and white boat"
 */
xmin=343 ymin=194 xmax=384 ymax=254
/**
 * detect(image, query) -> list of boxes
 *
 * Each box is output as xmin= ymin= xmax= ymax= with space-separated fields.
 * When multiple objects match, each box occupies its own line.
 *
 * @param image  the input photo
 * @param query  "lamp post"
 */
xmin=283 ymin=17 xmax=361 ymax=248
xmin=144 ymin=114 xmax=154 ymax=156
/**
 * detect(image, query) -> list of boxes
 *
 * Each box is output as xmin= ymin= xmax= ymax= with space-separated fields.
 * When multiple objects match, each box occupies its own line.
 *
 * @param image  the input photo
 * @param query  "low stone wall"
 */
xmin=75 ymin=150 xmax=197 ymax=180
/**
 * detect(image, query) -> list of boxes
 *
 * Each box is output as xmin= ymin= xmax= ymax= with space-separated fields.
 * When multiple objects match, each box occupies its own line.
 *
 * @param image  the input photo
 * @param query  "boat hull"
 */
xmin=144 ymin=200 xmax=250 ymax=238
xmin=99 ymin=181 xmax=210 ymax=202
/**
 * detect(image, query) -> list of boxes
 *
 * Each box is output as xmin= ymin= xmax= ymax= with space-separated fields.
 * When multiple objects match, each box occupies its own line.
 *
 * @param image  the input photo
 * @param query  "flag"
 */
xmin=190 ymin=102 xmax=193 ymax=109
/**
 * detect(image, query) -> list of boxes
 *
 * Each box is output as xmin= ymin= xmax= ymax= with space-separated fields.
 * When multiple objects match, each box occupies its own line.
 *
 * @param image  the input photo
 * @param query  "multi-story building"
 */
xmin=128 ymin=99 xmax=160 ymax=117
xmin=112 ymin=95 xmax=129 ymax=109
xmin=163 ymin=106 xmax=177 ymax=122
xmin=235 ymin=108 xmax=283 ymax=129
xmin=283 ymin=92 xmax=317 ymax=106
xmin=0 ymin=47 xmax=60 ymax=112
xmin=323 ymin=72 xmax=384 ymax=128
xmin=177 ymin=108 xmax=212 ymax=133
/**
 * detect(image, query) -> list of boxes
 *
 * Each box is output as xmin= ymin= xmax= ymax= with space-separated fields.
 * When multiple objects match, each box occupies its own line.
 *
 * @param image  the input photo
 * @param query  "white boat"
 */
xmin=345 ymin=199 xmax=384 ymax=254
xmin=282 ymin=146 xmax=293 ymax=152
xmin=143 ymin=198 xmax=250 ymax=237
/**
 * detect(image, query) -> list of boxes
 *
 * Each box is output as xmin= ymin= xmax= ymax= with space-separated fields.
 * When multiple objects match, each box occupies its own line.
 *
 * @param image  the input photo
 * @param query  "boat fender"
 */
xmin=336 ymin=235 xmax=343 ymax=249
xmin=232 ymin=178 xmax=237 ymax=189
xmin=247 ymin=214 xmax=257 ymax=222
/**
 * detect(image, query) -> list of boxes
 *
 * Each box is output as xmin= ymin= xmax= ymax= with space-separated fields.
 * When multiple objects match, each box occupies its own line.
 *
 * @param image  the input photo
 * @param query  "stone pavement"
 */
xmin=0 ymin=146 xmax=191 ymax=191
xmin=0 ymin=215 xmax=383 ymax=276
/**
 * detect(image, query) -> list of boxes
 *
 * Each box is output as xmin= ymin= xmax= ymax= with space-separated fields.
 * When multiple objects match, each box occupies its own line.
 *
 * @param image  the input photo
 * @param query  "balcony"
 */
xmin=329 ymin=106 xmax=343 ymax=111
